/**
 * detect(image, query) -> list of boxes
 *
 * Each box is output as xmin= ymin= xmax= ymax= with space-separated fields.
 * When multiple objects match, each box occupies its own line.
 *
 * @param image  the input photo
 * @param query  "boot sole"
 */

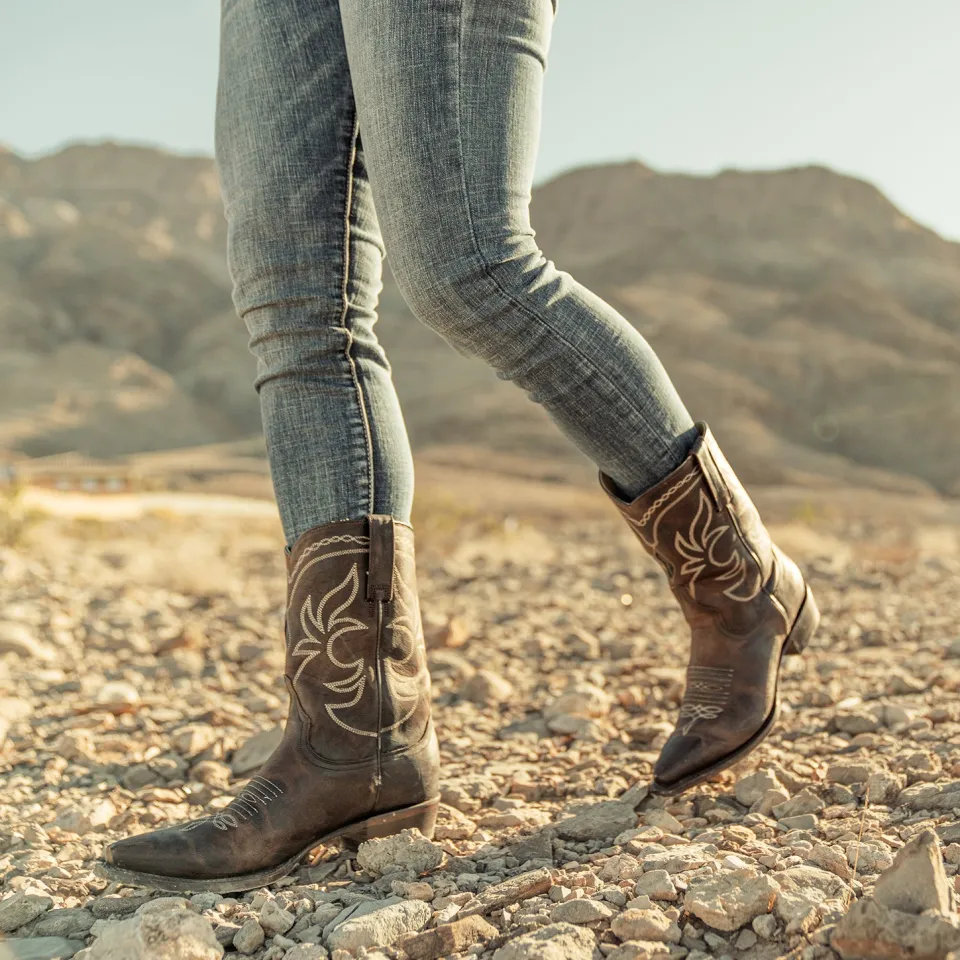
xmin=94 ymin=797 xmax=441 ymax=894
xmin=649 ymin=586 xmax=820 ymax=797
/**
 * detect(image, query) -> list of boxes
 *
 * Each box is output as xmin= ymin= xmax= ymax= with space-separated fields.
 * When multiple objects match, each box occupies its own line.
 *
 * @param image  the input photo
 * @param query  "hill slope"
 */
xmin=1 ymin=143 xmax=958 ymax=495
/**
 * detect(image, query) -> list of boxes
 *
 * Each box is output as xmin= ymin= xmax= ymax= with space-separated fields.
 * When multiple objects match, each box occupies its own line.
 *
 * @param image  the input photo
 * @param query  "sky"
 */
xmin=2 ymin=0 xmax=959 ymax=240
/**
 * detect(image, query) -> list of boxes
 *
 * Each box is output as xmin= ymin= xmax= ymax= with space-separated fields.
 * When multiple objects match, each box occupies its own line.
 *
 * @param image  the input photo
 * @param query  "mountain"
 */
xmin=1 ymin=142 xmax=958 ymax=496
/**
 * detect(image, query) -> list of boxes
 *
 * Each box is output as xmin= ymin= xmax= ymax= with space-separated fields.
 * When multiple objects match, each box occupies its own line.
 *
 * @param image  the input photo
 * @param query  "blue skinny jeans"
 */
xmin=216 ymin=0 xmax=697 ymax=546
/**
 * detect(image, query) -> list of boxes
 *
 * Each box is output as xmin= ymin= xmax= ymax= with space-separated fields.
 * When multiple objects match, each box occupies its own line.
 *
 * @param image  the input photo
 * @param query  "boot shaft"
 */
xmin=284 ymin=516 xmax=431 ymax=764
xmin=601 ymin=422 xmax=779 ymax=635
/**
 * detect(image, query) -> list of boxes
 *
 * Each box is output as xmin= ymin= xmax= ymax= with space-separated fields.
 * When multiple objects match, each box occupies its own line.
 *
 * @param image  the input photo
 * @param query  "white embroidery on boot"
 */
xmin=181 ymin=776 xmax=284 ymax=832
xmin=677 ymin=665 xmax=734 ymax=735
xmin=289 ymin=535 xmax=370 ymax=580
xmin=674 ymin=490 xmax=762 ymax=602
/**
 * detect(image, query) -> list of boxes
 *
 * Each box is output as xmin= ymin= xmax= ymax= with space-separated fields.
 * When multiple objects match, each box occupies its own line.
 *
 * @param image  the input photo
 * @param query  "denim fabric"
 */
xmin=216 ymin=0 xmax=696 ymax=547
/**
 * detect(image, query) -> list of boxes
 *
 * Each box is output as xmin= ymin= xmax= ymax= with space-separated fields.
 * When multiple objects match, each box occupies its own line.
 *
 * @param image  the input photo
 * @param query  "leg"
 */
xmin=339 ymin=0 xmax=697 ymax=496
xmin=216 ymin=0 xmax=413 ymax=545
xmin=99 ymin=0 xmax=438 ymax=891
xmin=340 ymin=0 xmax=819 ymax=794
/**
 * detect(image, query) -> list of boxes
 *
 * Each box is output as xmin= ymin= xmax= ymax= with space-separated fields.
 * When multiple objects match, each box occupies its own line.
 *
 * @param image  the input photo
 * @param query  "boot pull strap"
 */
xmin=366 ymin=515 xmax=396 ymax=602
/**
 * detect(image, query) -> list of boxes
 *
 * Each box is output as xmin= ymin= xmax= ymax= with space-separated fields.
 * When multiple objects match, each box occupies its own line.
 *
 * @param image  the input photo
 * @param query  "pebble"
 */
xmin=873 ymin=829 xmax=951 ymax=914
xmin=549 ymin=898 xmax=613 ymax=924
xmin=232 ymin=918 xmax=266 ymax=953
xmin=0 ymin=892 xmax=54 ymax=933
xmin=0 ymin=937 xmax=86 ymax=959
xmin=355 ymin=829 xmax=444 ymax=876
xmin=492 ymin=923 xmax=596 ymax=960
xmin=611 ymin=909 xmax=682 ymax=944
xmin=325 ymin=900 xmax=430 ymax=953
xmin=683 ymin=870 xmax=780 ymax=932
xmin=554 ymin=802 xmax=637 ymax=842
xmin=0 ymin=621 xmax=54 ymax=660
xmin=258 ymin=901 xmax=295 ymax=936
xmin=462 ymin=669 xmax=515 ymax=704
xmin=83 ymin=906 xmax=222 ymax=959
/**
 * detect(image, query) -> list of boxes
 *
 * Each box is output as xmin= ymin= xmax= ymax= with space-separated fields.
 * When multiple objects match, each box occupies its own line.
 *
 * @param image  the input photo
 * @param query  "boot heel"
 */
xmin=339 ymin=798 xmax=440 ymax=850
xmin=783 ymin=587 xmax=819 ymax=656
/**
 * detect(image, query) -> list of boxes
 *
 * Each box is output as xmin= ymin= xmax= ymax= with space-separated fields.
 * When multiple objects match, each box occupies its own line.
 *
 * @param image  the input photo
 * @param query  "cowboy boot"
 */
xmin=99 ymin=515 xmax=440 ymax=893
xmin=601 ymin=423 xmax=820 ymax=795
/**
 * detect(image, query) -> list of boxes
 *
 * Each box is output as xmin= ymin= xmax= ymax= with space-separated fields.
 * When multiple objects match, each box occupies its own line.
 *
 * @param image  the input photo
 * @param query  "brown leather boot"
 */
xmin=99 ymin=516 xmax=440 ymax=892
xmin=601 ymin=423 xmax=819 ymax=796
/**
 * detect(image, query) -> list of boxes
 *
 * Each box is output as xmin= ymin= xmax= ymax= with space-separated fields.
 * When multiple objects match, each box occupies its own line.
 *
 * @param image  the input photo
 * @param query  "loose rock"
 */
xmin=492 ymin=923 xmax=596 ymax=960
xmin=355 ymin=829 xmax=444 ymax=877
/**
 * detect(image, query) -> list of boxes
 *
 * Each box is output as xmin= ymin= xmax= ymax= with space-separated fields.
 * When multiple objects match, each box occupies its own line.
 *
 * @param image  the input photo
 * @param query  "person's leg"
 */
xmin=217 ymin=0 xmax=413 ymax=546
xmin=339 ymin=0 xmax=818 ymax=795
xmin=99 ymin=0 xmax=439 ymax=891
xmin=339 ymin=0 xmax=697 ymax=498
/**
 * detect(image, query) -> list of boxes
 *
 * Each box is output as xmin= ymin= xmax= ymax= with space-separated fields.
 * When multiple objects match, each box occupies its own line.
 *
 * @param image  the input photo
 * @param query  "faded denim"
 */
xmin=216 ymin=0 xmax=697 ymax=546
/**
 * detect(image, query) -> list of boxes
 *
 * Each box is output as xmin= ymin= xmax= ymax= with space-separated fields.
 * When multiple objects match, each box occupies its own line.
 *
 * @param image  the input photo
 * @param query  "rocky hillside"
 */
xmin=1 ymin=143 xmax=959 ymax=495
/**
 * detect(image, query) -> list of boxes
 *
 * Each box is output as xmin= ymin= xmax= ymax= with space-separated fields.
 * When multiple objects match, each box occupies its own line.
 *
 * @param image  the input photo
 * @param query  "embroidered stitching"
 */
xmin=181 ymin=777 xmax=284 ymax=832
xmin=678 ymin=666 xmax=733 ymax=735
xmin=289 ymin=535 xmax=370 ymax=580
xmin=288 ymin=542 xmax=427 ymax=738
xmin=629 ymin=470 xmax=698 ymax=529
xmin=674 ymin=490 xmax=762 ymax=602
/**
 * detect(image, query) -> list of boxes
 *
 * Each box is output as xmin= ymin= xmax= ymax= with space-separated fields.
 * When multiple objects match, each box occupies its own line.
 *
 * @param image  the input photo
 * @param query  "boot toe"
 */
xmin=653 ymin=734 xmax=713 ymax=791
xmin=103 ymin=827 xmax=191 ymax=876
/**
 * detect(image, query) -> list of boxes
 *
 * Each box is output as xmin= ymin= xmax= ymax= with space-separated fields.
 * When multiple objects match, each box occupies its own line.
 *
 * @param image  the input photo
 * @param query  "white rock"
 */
xmin=865 ymin=770 xmax=905 ymax=805
xmin=611 ymin=909 xmax=681 ymax=943
xmin=0 ymin=621 xmax=54 ymax=660
xmin=0 ymin=890 xmax=54 ymax=933
xmin=606 ymin=942 xmax=673 ymax=960
xmin=549 ymin=898 xmax=613 ymax=924
xmin=259 ymin=900 xmax=295 ymax=936
xmin=873 ymin=828 xmax=951 ymax=915
xmin=554 ymin=802 xmax=636 ymax=841
xmin=232 ymin=918 xmax=265 ymax=954
xmin=734 ymin=769 xmax=784 ymax=808
xmin=752 ymin=913 xmax=779 ymax=939
xmin=492 ymin=922 xmax=596 ymax=960
xmin=638 ymin=842 xmax=718 ymax=875
xmin=53 ymin=798 xmax=117 ymax=834
xmin=325 ymin=900 xmax=430 ymax=952
xmin=94 ymin=681 xmax=140 ymax=714
xmin=84 ymin=906 xmax=223 ymax=959
xmin=832 ymin=897 xmax=960 ymax=959
xmin=283 ymin=946 xmax=329 ymax=960
xmin=462 ymin=670 xmax=514 ymax=704
xmin=544 ymin=683 xmax=611 ymax=719
xmin=683 ymin=870 xmax=780 ymax=932
xmin=0 ymin=936 xmax=87 ymax=959
xmin=774 ymin=889 xmax=822 ymax=936
xmin=633 ymin=870 xmax=678 ymax=902
xmin=599 ymin=855 xmax=643 ymax=882
xmin=355 ymin=829 xmax=444 ymax=876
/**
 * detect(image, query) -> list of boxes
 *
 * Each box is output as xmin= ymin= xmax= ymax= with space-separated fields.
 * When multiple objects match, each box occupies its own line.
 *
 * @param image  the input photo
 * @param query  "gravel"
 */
xmin=2 ymin=509 xmax=960 ymax=958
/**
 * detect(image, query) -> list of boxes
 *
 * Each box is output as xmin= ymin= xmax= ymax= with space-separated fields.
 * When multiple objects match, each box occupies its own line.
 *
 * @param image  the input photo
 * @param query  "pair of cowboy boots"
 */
xmin=100 ymin=422 xmax=817 ymax=890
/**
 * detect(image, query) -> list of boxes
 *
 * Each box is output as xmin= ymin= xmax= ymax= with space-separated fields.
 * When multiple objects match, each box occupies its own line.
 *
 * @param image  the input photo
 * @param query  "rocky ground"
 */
xmin=2 ymin=499 xmax=960 ymax=960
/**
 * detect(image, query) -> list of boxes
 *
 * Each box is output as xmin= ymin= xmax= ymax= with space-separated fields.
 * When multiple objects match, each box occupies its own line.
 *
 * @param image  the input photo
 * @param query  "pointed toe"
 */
xmin=652 ymin=734 xmax=707 ymax=792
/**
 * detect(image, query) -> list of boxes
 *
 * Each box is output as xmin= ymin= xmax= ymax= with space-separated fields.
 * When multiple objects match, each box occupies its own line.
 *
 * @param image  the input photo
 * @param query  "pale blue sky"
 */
xmin=3 ymin=0 xmax=958 ymax=238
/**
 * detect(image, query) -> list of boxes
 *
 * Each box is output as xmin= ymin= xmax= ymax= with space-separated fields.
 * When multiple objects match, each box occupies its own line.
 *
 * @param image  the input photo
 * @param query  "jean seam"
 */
xmin=340 ymin=106 xmax=376 ymax=517
xmin=452 ymin=0 xmax=674 ymax=472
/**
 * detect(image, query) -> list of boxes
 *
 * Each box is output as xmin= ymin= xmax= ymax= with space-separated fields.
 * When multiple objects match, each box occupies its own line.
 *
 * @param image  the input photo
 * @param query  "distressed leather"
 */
xmin=601 ymin=422 xmax=816 ymax=793
xmin=104 ymin=516 xmax=439 ymax=881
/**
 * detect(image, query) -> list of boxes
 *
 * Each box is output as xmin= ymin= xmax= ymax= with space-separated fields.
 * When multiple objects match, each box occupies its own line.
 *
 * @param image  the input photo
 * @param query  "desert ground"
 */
xmin=2 ymin=469 xmax=960 ymax=960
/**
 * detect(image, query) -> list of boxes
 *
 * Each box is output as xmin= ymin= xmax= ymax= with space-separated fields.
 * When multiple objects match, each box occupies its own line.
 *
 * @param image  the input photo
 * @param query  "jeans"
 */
xmin=216 ymin=0 xmax=697 ymax=547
